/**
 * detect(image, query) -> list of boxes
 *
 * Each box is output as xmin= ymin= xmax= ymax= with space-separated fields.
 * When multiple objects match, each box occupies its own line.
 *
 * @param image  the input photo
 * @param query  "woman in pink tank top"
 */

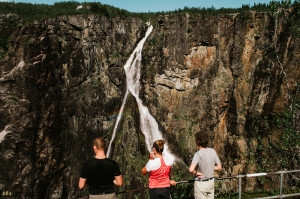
xmin=142 ymin=140 xmax=176 ymax=199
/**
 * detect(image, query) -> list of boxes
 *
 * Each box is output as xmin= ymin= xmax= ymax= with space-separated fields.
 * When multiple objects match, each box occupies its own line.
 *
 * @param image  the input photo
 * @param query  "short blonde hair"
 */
xmin=93 ymin=138 xmax=106 ymax=150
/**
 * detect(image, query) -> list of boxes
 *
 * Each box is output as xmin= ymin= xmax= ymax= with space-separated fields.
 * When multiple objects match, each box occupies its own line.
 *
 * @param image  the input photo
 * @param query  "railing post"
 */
xmin=238 ymin=175 xmax=242 ymax=199
xmin=279 ymin=172 xmax=284 ymax=199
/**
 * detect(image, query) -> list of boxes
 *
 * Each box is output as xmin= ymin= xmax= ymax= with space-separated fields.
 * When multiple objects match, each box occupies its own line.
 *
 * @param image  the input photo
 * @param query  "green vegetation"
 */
xmin=215 ymin=177 xmax=300 ymax=198
xmin=244 ymin=94 xmax=300 ymax=195
xmin=268 ymin=96 xmax=299 ymax=171
xmin=0 ymin=36 xmax=9 ymax=60
xmin=171 ymin=165 xmax=193 ymax=199
xmin=0 ymin=1 xmax=131 ymax=23
xmin=0 ymin=0 xmax=298 ymax=24
xmin=216 ymin=190 xmax=295 ymax=199
xmin=0 ymin=14 xmax=18 ymax=60
xmin=287 ymin=1 xmax=300 ymax=39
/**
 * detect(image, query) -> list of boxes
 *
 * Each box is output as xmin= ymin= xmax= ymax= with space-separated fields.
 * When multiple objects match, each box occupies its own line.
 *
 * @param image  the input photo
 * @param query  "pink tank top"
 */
xmin=149 ymin=158 xmax=171 ymax=188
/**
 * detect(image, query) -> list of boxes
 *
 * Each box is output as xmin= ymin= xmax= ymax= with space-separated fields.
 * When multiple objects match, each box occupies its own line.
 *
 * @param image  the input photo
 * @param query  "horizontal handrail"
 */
xmin=115 ymin=169 xmax=300 ymax=196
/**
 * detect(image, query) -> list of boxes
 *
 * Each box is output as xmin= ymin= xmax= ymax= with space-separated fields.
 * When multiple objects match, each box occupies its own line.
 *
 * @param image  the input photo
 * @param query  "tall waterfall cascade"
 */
xmin=107 ymin=25 xmax=174 ymax=158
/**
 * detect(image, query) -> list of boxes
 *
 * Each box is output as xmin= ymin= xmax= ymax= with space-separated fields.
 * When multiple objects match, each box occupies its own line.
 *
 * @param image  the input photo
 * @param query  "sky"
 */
xmin=1 ymin=0 xmax=279 ymax=12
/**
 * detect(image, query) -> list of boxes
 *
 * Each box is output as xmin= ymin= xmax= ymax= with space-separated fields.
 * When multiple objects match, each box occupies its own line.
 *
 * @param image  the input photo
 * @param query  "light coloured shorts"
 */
xmin=194 ymin=179 xmax=215 ymax=199
xmin=89 ymin=193 xmax=117 ymax=199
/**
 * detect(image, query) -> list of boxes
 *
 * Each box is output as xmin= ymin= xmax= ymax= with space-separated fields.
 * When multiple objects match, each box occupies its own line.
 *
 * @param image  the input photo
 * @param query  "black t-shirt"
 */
xmin=80 ymin=158 xmax=121 ymax=194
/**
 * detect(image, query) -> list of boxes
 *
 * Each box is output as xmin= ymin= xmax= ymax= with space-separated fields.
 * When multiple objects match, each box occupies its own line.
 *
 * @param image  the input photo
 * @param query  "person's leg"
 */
xmin=156 ymin=187 xmax=170 ymax=199
xmin=149 ymin=188 xmax=160 ymax=199
xmin=194 ymin=181 xmax=206 ymax=199
xmin=103 ymin=193 xmax=117 ymax=199
xmin=149 ymin=188 xmax=171 ymax=199
xmin=207 ymin=180 xmax=215 ymax=199
xmin=194 ymin=181 xmax=214 ymax=199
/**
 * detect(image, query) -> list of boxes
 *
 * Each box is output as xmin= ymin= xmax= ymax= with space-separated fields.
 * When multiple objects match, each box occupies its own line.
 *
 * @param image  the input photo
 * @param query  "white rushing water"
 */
xmin=107 ymin=25 xmax=173 ymax=158
xmin=107 ymin=90 xmax=129 ymax=157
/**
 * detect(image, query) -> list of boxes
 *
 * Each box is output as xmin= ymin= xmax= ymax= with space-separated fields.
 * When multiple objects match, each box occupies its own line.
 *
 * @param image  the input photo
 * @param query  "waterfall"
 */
xmin=107 ymin=25 xmax=173 ymax=158
xmin=107 ymin=90 xmax=129 ymax=157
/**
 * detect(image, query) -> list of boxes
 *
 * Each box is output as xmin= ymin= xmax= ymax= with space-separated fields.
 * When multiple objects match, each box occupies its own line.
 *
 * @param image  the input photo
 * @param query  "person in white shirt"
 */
xmin=141 ymin=140 xmax=176 ymax=199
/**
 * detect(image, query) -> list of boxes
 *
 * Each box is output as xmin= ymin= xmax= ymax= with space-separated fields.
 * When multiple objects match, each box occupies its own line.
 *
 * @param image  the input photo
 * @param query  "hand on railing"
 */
xmin=170 ymin=180 xmax=177 ymax=186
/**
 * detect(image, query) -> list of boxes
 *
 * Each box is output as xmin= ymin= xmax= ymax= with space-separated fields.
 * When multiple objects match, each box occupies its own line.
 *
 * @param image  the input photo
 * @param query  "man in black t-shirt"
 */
xmin=79 ymin=138 xmax=123 ymax=199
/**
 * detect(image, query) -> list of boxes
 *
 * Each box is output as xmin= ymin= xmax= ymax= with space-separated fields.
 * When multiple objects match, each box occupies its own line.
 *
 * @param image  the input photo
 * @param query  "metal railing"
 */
xmin=116 ymin=169 xmax=300 ymax=198
xmin=1 ymin=170 xmax=299 ymax=198
xmin=226 ymin=170 xmax=300 ymax=199
xmin=175 ymin=169 xmax=300 ymax=198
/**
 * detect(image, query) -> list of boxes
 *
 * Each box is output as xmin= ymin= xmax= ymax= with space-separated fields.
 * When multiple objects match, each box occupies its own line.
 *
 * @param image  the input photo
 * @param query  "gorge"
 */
xmin=0 ymin=5 xmax=299 ymax=199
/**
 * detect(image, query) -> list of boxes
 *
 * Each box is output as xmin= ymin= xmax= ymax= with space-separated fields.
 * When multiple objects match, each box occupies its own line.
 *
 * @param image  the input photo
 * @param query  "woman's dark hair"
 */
xmin=195 ymin=132 xmax=209 ymax=148
xmin=153 ymin=140 xmax=165 ymax=154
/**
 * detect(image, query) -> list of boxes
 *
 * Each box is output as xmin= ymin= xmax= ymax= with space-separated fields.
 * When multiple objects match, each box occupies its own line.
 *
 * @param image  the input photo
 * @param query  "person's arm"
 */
xmin=142 ymin=152 xmax=155 ymax=175
xmin=169 ymin=167 xmax=177 ymax=186
xmin=214 ymin=151 xmax=222 ymax=171
xmin=141 ymin=166 xmax=148 ymax=175
xmin=78 ymin=177 xmax=87 ymax=189
xmin=215 ymin=163 xmax=222 ymax=171
xmin=113 ymin=175 xmax=123 ymax=186
xmin=189 ymin=163 xmax=203 ymax=178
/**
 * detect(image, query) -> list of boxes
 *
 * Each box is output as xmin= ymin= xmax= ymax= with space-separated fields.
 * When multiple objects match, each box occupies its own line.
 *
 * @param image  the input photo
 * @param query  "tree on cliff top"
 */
xmin=0 ymin=1 xmax=298 ymax=23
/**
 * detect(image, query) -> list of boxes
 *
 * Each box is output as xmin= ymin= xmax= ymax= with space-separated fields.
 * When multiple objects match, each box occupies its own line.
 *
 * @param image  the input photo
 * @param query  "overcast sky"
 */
xmin=3 ymin=0 xmax=280 ymax=12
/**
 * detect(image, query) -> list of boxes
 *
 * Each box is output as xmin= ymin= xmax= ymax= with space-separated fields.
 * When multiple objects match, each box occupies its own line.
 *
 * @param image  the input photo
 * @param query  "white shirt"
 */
xmin=146 ymin=155 xmax=175 ymax=172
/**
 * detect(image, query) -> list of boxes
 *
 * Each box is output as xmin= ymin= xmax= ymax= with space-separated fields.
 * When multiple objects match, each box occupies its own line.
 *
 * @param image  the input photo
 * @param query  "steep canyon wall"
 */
xmin=0 ymin=10 xmax=299 ymax=198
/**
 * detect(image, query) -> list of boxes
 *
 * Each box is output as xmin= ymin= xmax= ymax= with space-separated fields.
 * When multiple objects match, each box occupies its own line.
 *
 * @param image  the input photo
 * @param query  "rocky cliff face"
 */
xmin=142 ymin=10 xmax=299 ymax=167
xmin=0 ymin=14 xmax=147 ymax=198
xmin=141 ymin=11 xmax=299 ymax=191
xmin=0 ymin=10 xmax=299 ymax=198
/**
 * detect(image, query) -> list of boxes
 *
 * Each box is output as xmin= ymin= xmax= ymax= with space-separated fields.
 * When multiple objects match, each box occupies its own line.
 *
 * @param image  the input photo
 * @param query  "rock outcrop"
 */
xmin=0 ymin=10 xmax=299 ymax=198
